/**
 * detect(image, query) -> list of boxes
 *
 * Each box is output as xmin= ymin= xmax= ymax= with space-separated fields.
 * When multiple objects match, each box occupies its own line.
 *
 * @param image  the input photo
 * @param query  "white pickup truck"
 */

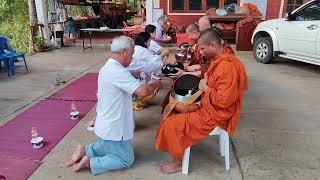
xmin=251 ymin=0 xmax=320 ymax=65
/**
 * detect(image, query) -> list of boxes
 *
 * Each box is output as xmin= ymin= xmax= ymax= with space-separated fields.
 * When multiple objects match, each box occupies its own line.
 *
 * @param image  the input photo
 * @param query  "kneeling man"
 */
xmin=66 ymin=36 xmax=161 ymax=175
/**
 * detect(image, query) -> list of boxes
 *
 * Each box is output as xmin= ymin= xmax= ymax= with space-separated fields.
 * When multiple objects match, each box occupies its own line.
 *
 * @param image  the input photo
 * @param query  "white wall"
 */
xmin=146 ymin=0 xmax=153 ymax=24
xmin=146 ymin=0 xmax=163 ymax=24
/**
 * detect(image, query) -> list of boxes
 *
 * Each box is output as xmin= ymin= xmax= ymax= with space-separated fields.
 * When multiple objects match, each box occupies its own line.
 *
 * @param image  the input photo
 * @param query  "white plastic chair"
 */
xmin=182 ymin=127 xmax=230 ymax=175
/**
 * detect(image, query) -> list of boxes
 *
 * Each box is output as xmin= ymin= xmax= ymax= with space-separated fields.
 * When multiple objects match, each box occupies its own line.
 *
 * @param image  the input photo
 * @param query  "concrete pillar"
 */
xmin=35 ymin=0 xmax=50 ymax=44
xmin=146 ymin=0 xmax=153 ymax=24
xmin=279 ymin=0 xmax=285 ymax=18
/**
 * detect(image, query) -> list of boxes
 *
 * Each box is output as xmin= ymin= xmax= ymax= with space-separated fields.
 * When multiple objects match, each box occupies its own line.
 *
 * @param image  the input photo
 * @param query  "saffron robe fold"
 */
xmin=155 ymin=53 xmax=248 ymax=160
xmin=223 ymin=41 xmax=235 ymax=55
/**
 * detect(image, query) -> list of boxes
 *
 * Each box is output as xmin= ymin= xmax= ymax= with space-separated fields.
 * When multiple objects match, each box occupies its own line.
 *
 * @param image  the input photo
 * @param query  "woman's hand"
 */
xmin=131 ymin=71 xmax=141 ymax=78
xmin=169 ymin=68 xmax=184 ymax=78
xmin=164 ymin=57 xmax=176 ymax=65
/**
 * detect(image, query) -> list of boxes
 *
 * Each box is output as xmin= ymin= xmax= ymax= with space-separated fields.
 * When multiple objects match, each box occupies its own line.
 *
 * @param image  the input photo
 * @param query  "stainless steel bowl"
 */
xmin=175 ymin=50 xmax=184 ymax=61
xmin=179 ymin=43 xmax=190 ymax=51
xmin=172 ymin=90 xmax=193 ymax=103
xmin=175 ymin=50 xmax=192 ymax=62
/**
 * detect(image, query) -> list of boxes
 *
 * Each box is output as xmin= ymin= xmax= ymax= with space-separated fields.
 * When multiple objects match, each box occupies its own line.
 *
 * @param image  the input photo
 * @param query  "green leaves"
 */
xmin=0 ymin=0 xmax=29 ymax=55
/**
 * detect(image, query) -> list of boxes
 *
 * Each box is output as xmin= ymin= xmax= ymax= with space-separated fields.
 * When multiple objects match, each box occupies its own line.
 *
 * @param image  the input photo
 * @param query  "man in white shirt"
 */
xmin=153 ymin=15 xmax=172 ymax=43
xmin=66 ymin=36 xmax=161 ymax=175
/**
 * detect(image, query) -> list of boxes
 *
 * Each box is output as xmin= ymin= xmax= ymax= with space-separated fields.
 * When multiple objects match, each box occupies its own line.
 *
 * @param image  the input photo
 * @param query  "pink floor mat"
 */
xmin=48 ymin=73 xmax=98 ymax=101
xmin=0 ymin=100 xmax=95 ymax=161
xmin=0 ymin=157 xmax=41 ymax=180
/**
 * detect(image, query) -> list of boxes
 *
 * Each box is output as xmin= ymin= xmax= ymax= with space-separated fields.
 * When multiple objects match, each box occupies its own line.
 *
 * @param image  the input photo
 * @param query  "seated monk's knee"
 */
xmin=162 ymin=115 xmax=186 ymax=132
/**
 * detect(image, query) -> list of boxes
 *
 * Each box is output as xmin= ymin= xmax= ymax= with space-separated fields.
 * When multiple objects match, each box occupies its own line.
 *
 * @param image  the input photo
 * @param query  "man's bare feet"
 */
xmin=157 ymin=160 xmax=182 ymax=174
xmin=65 ymin=145 xmax=85 ymax=166
xmin=71 ymin=156 xmax=90 ymax=172
xmin=85 ymin=118 xmax=95 ymax=128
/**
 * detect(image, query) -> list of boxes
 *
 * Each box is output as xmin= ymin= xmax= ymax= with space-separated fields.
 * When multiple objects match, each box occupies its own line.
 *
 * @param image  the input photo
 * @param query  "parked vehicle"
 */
xmin=251 ymin=0 xmax=320 ymax=65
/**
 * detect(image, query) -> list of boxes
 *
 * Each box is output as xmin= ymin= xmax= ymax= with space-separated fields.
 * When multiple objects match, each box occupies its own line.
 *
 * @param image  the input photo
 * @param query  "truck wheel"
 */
xmin=253 ymin=37 xmax=274 ymax=64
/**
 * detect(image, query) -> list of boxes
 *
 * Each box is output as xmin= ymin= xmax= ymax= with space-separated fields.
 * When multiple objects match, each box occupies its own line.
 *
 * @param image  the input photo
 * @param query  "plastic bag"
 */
xmin=224 ymin=3 xmax=240 ymax=14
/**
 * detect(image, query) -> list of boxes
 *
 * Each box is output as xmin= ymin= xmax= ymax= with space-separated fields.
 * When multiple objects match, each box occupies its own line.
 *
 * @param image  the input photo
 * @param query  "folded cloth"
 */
xmin=133 ymin=93 xmax=156 ymax=111
xmin=161 ymin=90 xmax=203 ymax=120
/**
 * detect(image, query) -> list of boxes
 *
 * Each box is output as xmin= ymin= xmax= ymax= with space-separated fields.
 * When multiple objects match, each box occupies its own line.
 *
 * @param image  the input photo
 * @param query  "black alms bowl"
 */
xmin=162 ymin=62 xmax=184 ymax=76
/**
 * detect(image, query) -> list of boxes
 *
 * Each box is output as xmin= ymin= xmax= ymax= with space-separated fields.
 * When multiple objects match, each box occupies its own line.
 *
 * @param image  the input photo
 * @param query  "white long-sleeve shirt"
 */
xmin=148 ymin=40 xmax=162 ymax=54
xmin=95 ymin=58 xmax=141 ymax=141
xmin=128 ymin=45 xmax=163 ymax=73
xmin=153 ymin=21 xmax=162 ymax=40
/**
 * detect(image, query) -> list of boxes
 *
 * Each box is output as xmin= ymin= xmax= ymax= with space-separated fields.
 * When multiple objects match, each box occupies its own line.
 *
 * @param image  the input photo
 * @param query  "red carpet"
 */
xmin=0 ymin=73 xmax=98 ymax=179
xmin=48 ymin=73 xmax=98 ymax=101
xmin=0 ymin=100 xmax=95 ymax=161
xmin=0 ymin=157 xmax=41 ymax=180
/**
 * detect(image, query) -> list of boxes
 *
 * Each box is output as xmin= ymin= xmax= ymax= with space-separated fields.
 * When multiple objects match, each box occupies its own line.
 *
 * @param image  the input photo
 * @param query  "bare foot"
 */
xmin=65 ymin=145 xmax=85 ymax=166
xmin=85 ymin=118 xmax=95 ymax=128
xmin=158 ymin=160 xmax=182 ymax=174
xmin=71 ymin=156 xmax=90 ymax=172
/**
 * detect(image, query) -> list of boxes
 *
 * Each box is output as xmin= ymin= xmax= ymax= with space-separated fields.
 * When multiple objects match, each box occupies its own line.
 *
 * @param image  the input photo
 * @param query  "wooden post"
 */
xmin=28 ymin=0 xmax=38 ymax=54
xmin=279 ymin=0 xmax=285 ymax=18
xmin=29 ymin=25 xmax=36 ymax=54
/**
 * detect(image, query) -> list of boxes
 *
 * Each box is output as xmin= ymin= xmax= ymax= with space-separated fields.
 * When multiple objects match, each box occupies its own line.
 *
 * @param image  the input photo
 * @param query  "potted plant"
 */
xmin=34 ymin=33 xmax=45 ymax=52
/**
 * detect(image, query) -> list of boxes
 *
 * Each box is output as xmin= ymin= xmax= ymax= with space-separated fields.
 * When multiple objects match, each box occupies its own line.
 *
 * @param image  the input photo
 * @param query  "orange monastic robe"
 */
xmin=161 ymin=43 xmax=206 ymax=110
xmin=243 ymin=3 xmax=262 ymax=16
xmin=155 ymin=53 xmax=248 ymax=160
xmin=201 ymin=41 xmax=234 ymax=77
xmin=223 ymin=41 xmax=235 ymax=55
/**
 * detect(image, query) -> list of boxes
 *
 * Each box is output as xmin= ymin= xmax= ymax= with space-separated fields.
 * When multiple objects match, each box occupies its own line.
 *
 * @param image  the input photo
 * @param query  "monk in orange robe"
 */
xmin=168 ymin=23 xmax=207 ymax=79
xmin=223 ymin=41 xmax=234 ymax=55
xmin=155 ymin=28 xmax=248 ymax=174
xmin=212 ymin=26 xmax=235 ymax=55
xmin=161 ymin=23 xmax=203 ymax=110
xmin=242 ymin=3 xmax=262 ymax=16
xmin=179 ymin=25 xmax=234 ymax=78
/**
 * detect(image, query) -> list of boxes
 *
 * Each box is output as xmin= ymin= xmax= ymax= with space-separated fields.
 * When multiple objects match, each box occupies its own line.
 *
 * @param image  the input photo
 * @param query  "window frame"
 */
xmin=169 ymin=0 xmax=240 ymax=14
xmin=292 ymin=1 xmax=320 ymax=21
xmin=283 ymin=0 xmax=310 ymax=15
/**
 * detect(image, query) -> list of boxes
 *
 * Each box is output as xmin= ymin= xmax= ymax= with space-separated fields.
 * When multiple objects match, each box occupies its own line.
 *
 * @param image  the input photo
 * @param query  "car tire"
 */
xmin=253 ymin=37 xmax=274 ymax=64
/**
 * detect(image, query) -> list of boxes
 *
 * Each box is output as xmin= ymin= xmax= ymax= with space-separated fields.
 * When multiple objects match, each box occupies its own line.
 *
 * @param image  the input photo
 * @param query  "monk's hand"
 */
xmin=187 ymin=65 xmax=201 ymax=72
xmin=164 ymin=57 xmax=176 ymax=65
xmin=199 ymin=73 xmax=208 ymax=92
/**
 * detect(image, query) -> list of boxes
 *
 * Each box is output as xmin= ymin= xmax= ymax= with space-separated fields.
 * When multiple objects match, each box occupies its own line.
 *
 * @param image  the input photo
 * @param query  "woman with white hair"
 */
xmin=66 ymin=36 xmax=161 ymax=175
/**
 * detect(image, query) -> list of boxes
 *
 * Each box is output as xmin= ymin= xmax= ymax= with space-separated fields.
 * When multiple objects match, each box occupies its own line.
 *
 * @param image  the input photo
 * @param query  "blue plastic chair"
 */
xmin=0 ymin=36 xmax=29 ymax=76
xmin=0 ymin=46 xmax=10 ymax=77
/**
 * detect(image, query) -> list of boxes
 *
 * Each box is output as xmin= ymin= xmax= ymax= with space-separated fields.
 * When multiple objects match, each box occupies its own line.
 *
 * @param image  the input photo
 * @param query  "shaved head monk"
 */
xmin=155 ymin=29 xmax=248 ymax=174
xmin=198 ymin=16 xmax=211 ymax=31
xmin=212 ymin=26 xmax=234 ymax=55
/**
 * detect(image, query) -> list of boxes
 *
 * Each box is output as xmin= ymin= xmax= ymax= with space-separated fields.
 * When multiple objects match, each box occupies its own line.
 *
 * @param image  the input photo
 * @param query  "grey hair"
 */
xmin=110 ymin=36 xmax=134 ymax=53
xmin=186 ymin=23 xmax=200 ymax=33
xmin=158 ymin=15 xmax=168 ymax=22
